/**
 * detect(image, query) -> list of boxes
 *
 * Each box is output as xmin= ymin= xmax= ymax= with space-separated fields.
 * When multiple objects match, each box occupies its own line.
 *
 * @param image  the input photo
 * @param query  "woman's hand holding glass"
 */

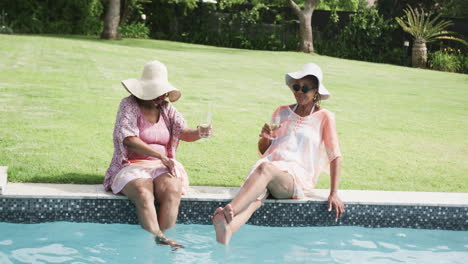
xmin=260 ymin=116 xmax=281 ymax=140
xmin=198 ymin=124 xmax=213 ymax=138
xmin=260 ymin=123 xmax=281 ymax=140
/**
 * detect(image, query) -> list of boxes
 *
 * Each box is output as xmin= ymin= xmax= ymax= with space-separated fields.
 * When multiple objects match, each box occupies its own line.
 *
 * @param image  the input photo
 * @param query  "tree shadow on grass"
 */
xmin=31 ymin=34 xmax=245 ymax=54
xmin=26 ymin=173 xmax=103 ymax=184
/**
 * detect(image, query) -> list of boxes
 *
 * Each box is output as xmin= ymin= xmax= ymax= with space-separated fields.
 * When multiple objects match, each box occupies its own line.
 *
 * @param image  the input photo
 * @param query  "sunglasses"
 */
xmin=292 ymin=84 xmax=315 ymax=93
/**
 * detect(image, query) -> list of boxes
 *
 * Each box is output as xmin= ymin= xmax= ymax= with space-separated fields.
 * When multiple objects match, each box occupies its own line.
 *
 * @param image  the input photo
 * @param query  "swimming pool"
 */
xmin=1 ymin=222 xmax=467 ymax=264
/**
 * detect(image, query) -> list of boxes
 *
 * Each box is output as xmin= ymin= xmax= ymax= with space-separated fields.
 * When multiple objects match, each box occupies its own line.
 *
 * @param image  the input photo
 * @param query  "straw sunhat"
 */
xmin=121 ymin=61 xmax=181 ymax=102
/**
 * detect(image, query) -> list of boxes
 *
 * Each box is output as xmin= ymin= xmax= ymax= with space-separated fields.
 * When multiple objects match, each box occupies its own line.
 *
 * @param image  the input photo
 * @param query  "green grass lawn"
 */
xmin=1 ymin=34 xmax=467 ymax=192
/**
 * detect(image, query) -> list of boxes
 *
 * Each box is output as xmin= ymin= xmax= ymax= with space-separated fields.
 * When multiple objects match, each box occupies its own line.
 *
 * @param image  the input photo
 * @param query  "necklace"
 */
xmin=293 ymin=103 xmax=316 ymax=117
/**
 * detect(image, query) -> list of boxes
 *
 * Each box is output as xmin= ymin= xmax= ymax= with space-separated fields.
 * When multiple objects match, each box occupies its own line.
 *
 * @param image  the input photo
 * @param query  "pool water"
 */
xmin=0 ymin=222 xmax=467 ymax=264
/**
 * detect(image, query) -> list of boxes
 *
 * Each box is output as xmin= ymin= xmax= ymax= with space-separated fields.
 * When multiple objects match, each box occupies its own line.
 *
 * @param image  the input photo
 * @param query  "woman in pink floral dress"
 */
xmin=104 ymin=61 xmax=210 ymax=248
xmin=212 ymin=63 xmax=345 ymax=244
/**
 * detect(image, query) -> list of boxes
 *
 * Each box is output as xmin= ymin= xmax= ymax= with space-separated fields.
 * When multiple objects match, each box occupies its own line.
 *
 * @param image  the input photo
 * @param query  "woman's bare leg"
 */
xmin=213 ymin=199 xmax=263 ymax=244
xmin=213 ymin=162 xmax=294 ymax=244
xmin=122 ymin=176 xmax=183 ymax=248
xmin=122 ymin=178 xmax=161 ymax=235
xmin=227 ymin=162 xmax=294 ymax=220
xmin=153 ymin=173 xmax=183 ymax=232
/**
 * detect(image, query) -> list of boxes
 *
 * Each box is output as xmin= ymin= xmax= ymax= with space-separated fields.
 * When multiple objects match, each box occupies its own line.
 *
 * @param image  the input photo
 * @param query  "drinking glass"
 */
xmin=198 ymin=104 xmax=212 ymax=139
xmin=269 ymin=115 xmax=280 ymax=140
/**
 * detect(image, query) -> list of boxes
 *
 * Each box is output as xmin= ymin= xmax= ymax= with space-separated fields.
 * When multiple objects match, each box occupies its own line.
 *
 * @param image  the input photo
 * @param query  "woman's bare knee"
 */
xmin=254 ymin=162 xmax=275 ymax=179
xmin=256 ymin=162 xmax=269 ymax=173
xmin=128 ymin=186 xmax=155 ymax=209
xmin=155 ymin=177 xmax=182 ymax=202
xmin=165 ymin=181 xmax=182 ymax=200
xmin=267 ymin=174 xmax=294 ymax=199
xmin=122 ymin=179 xmax=153 ymax=199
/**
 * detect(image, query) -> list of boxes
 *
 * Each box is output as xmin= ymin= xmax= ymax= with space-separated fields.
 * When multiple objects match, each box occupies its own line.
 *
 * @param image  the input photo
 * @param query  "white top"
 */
xmin=247 ymin=105 xmax=342 ymax=198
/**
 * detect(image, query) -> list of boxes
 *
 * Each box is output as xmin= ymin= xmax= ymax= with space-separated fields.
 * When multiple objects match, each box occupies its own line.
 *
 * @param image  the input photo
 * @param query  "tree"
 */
xmin=378 ymin=0 xmax=468 ymax=19
xmin=439 ymin=0 xmax=468 ymax=18
xmin=285 ymin=0 xmax=359 ymax=53
xmin=119 ymin=0 xmax=152 ymax=26
xmin=396 ymin=5 xmax=467 ymax=68
xmin=287 ymin=0 xmax=320 ymax=53
xmin=101 ymin=0 xmax=121 ymax=40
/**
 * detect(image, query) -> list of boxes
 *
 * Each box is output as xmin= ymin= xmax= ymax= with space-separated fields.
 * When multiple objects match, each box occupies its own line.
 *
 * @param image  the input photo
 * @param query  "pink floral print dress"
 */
xmin=104 ymin=96 xmax=189 ymax=194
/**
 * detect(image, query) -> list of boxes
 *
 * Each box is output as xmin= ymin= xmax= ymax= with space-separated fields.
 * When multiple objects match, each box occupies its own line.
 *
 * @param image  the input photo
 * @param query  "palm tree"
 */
xmin=396 ymin=5 xmax=467 ymax=68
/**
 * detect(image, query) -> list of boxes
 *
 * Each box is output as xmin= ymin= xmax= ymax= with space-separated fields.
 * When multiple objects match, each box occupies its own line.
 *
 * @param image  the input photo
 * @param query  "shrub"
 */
xmin=316 ymin=7 xmax=400 ymax=64
xmin=0 ymin=0 xmax=103 ymax=35
xmin=119 ymin=23 xmax=149 ymax=39
xmin=0 ymin=25 xmax=13 ymax=34
xmin=458 ymin=54 xmax=468 ymax=74
xmin=428 ymin=50 xmax=462 ymax=73
xmin=0 ymin=9 xmax=13 ymax=34
xmin=145 ymin=1 xmax=299 ymax=51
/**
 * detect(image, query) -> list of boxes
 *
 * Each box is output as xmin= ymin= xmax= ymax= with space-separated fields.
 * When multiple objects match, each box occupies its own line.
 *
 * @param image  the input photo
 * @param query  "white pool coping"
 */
xmin=0 ymin=166 xmax=7 ymax=195
xmin=1 ymin=183 xmax=468 ymax=207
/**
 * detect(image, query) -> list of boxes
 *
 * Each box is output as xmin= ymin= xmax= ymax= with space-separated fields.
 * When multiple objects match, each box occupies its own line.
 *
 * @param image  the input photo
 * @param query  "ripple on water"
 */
xmin=11 ymin=244 xmax=77 ymax=263
xmin=0 ymin=223 xmax=467 ymax=264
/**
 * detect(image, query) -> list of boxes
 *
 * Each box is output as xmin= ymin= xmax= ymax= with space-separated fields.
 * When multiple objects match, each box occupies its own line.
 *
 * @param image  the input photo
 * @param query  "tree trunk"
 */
xmin=287 ymin=0 xmax=319 ymax=54
xmin=412 ymin=40 xmax=427 ymax=68
xmin=299 ymin=12 xmax=313 ymax=53
xmin=101 ymin=0 xmax=121 ymax=40
xmin=119 ymin=0 xmax=129 ymax=25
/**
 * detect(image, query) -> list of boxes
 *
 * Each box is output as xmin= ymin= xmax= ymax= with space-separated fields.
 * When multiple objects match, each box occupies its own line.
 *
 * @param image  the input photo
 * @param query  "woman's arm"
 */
xmin=329 ymin=156 xmax=342 ymax=194
xmin=321 ymin=112 xmax=344 ymax=220
xmin=179 ymin=127 xmax=205 ymax=142
xmin=180 ymin=123 xmax=215 ymax=142
xmin=123 ymin=136 xmax=177 ymax=176
xmin=124 ymin=136 xmax=165 ymax=158
xmin=258 ymin=137 xmax=271 ymax=155
xmin=258 ymin=123 xmax=274 ymax=154
xmin=328 ymin=156 xmax=345 ymax=220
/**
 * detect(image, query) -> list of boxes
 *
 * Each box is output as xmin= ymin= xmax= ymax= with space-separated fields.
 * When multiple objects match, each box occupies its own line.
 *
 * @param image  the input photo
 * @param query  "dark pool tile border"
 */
xmin=1 ymin=198 xmax=467 ymax=230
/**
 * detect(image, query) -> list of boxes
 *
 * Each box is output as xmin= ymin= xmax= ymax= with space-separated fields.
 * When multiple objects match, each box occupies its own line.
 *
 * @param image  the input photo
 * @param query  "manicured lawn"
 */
xmin=0 ymin=34 xmax=467 ymax=192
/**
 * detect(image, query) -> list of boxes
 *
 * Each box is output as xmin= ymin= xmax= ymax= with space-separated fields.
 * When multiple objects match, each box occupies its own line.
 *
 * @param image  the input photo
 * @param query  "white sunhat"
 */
xmin=121 ymin=60 xmax=181 ymax=102
xmin=285 ymin=63 xmax=331 ymax=100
